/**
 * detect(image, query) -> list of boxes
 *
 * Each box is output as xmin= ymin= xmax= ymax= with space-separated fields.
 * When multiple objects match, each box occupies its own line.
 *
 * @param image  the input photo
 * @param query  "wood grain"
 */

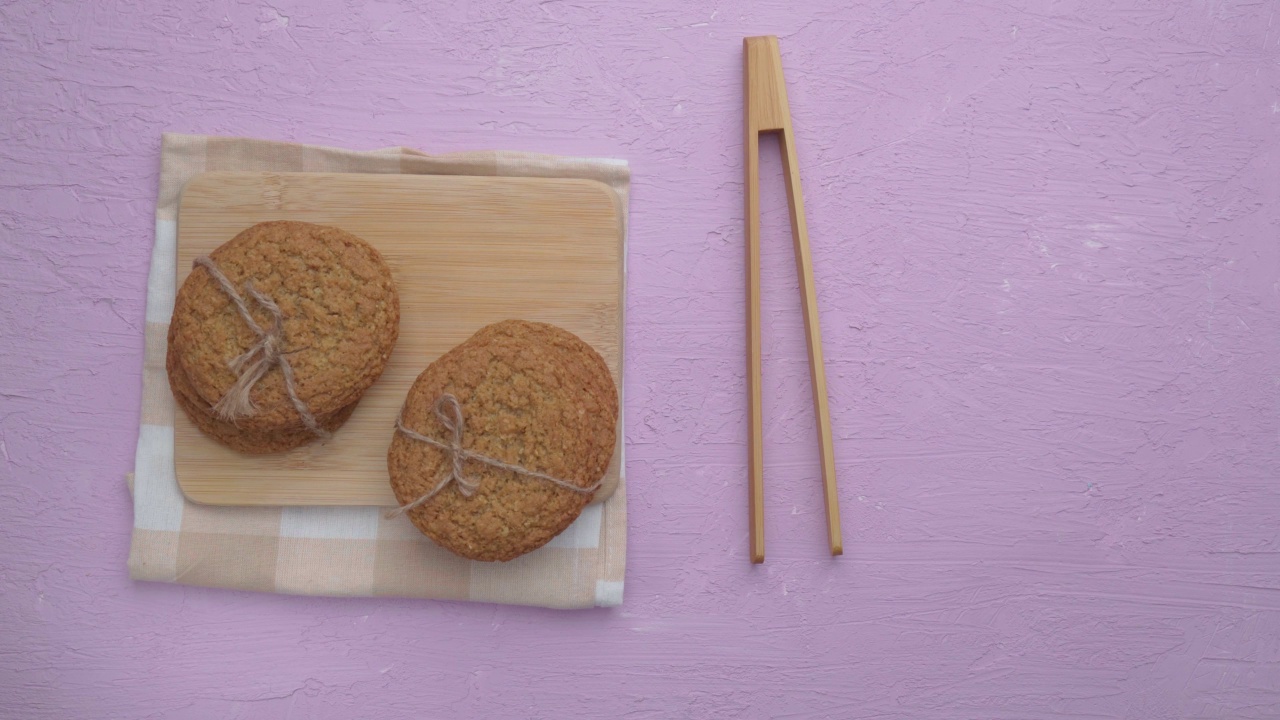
xmin=173 ymin=171 xmax=624 ymax=506
xmin=745 ymin=36 xmax=842 ymax=561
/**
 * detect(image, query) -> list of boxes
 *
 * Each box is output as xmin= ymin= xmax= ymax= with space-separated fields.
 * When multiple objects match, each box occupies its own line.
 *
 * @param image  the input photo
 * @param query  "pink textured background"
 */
xmin=3 ymin=0 xmax=1280 ymax=717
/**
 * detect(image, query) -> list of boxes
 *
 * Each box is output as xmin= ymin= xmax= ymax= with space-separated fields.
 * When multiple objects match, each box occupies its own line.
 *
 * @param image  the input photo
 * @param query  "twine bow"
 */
xmin=390 ymin=394 xmax=600 ymax=516
xmin=193 ymin=256 xmax=328 ymax=438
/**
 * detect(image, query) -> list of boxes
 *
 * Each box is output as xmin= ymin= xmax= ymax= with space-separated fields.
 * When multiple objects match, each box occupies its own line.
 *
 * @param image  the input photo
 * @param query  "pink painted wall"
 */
xmin=3 ymin=0 xmax=1279 ymax=717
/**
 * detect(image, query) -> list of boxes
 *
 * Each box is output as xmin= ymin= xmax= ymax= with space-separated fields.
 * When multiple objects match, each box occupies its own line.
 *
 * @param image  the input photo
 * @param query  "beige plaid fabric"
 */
xmin=128 ymin=133 xmax=628 ymax=609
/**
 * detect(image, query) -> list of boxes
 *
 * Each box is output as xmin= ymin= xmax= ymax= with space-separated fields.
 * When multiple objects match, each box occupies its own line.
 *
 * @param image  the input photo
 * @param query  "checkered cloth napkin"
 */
xmin=128 ymin=133 xmax=628 ymax=609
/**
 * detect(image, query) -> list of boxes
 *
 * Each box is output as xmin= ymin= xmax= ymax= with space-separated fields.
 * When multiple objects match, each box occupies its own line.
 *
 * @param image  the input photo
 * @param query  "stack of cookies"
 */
xmin=388 ymin=320 xmax=618 ymax=562
xmin=167 ymin=221 xmax=400 ymax=454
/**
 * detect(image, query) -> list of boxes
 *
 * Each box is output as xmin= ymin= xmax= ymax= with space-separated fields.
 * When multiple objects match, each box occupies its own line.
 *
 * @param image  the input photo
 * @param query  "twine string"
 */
xmin=192 ymin=256 xmax=328 ymax=438
xmin=390 ymin=394 xmax=599 ymax=516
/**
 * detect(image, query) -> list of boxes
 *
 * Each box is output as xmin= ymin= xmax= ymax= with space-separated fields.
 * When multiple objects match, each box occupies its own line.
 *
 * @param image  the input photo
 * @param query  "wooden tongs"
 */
xmin=744 ymin=36 xmax=842 ymax=563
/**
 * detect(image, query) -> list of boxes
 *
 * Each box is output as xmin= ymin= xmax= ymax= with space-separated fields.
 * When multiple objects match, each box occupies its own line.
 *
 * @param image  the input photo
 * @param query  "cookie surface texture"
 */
xmin=387 ymin=320 xmax=619 ymax=562
xmin=169 ymin=220 xmax=399 ymax=432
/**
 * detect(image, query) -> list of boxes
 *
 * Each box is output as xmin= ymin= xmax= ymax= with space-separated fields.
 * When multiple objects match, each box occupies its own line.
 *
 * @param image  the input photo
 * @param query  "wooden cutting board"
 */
xmin=174 ymin=171 xmax=624 ymax=506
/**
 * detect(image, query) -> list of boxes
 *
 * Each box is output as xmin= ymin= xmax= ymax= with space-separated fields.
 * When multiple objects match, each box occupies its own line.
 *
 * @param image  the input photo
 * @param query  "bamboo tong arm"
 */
xmin=744 ymin=36 xmax=843 ymax=563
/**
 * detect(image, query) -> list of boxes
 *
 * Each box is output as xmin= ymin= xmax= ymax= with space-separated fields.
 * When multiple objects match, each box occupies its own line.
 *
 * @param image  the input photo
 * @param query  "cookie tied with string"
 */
xmin=168 ymin=221 xmax=399 ymax=452
xmin=387 ymin=320 xmax=618 ymax=562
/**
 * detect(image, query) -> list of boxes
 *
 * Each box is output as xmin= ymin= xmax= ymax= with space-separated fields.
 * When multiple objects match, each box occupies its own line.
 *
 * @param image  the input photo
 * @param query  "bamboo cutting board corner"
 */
xmin=173 ymin=171 xmax=624 ymax=507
